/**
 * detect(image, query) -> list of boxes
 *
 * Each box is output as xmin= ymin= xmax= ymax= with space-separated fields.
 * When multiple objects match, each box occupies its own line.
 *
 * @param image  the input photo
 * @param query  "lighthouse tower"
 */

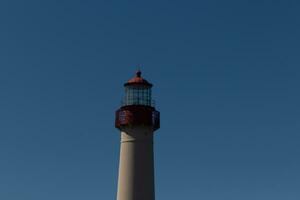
xmin=115 ymin=70 xmax=160 ymax=200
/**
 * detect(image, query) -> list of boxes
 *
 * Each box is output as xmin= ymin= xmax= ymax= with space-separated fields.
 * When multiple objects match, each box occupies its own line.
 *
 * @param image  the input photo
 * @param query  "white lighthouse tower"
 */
xmin=115 ymin=71 xmax=160 ymax=200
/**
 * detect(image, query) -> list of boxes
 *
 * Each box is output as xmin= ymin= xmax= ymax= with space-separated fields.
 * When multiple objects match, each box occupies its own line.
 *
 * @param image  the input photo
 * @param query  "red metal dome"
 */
xmin=124 ymin=70 xmax=153 ymax=87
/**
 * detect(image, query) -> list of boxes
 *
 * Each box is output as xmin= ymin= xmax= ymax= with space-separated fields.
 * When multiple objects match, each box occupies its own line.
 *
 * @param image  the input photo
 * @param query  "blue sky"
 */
xmin=0 ymin=0 xmax=299 ymax=199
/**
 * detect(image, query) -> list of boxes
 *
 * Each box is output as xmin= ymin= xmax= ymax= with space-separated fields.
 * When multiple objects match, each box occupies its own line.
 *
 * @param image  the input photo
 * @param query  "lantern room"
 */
xmin=122 ymin=70 xmax=154 ymax=107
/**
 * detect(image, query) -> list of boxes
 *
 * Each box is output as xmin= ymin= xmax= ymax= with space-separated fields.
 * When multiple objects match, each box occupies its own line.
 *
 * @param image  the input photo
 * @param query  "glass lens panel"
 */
xmin=124 ymin=86 xmax=152 ymax=106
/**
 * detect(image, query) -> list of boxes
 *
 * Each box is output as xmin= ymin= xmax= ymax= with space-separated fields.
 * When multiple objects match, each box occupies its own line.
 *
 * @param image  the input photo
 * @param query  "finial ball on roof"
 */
xmin=136 ymin=70 xmax=142 ymax=77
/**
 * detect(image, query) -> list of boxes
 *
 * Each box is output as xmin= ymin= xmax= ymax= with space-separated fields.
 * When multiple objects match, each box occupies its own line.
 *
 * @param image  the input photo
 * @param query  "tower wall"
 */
xmin=117 ymin=127 xmax=155 ymax=200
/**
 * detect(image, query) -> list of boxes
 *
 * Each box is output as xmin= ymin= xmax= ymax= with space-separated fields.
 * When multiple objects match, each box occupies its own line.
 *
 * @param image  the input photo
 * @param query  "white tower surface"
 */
xmin=115 ymin=71 xmax=160 ymax=200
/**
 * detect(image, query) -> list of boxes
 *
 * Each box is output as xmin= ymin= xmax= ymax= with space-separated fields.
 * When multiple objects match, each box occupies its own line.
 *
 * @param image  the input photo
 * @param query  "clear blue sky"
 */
xmin=0 ymin=0 xmax=299 ymax=199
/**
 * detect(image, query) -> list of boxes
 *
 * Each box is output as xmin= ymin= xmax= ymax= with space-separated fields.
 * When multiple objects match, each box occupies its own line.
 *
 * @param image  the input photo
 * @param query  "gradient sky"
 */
xmin=0 ymin=1 xmax=300 ymax=199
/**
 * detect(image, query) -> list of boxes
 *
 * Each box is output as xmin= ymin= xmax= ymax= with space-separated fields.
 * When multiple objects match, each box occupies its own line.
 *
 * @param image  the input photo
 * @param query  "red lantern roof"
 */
xmin=124 ymin=70 xmax=153 ymax=87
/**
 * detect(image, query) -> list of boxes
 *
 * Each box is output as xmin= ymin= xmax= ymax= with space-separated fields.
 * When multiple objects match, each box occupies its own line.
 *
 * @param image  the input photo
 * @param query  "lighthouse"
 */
xmin=115 ymin=70 xmax=160 ymax=200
